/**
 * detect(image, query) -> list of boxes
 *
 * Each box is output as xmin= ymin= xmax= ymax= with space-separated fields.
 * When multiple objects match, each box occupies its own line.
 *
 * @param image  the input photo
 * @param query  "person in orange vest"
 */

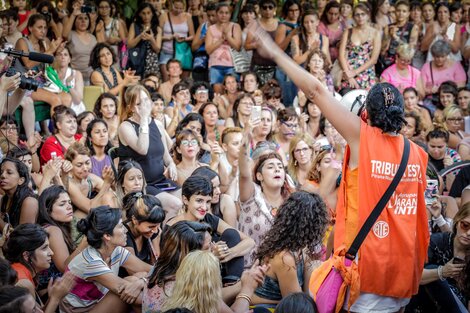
xmin=247 ymin=21 xmax=430 ymax=312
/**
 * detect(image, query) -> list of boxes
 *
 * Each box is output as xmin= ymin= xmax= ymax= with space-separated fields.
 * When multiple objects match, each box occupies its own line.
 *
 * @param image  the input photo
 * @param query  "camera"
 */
xmin=81 ymin=5 xmax=96 ymax=13
xmin=5 ymin=67 xmax=40 ymax=91
xmin=41 ymin=11 xmax=52 ymax=23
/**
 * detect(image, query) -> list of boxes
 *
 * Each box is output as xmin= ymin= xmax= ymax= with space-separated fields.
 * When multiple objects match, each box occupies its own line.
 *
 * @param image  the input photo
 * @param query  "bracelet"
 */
xmin=432 ymin=215 xmax=447 ymax=227
xmin=236 ymin=293 xmax=251 ymax=304
xmin=140 ymin=277 xmax=148 ymax=284
xmin=437 ymin=265 xmax=445 ymax=281
xmin=140 ymin=126 xmax=149 ymax=134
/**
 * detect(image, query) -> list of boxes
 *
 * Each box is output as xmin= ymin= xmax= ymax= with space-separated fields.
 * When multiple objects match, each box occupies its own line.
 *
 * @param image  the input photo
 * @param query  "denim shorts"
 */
xmin=209 ymin=66 xmax=235 ymax=85
xmin=159 ymin=51 xmax=174 ymax=65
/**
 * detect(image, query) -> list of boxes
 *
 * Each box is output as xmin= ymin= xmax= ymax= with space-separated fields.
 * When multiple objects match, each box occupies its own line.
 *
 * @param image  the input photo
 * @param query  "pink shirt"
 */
xmin=419 ymin=61 xmax=466 ymax=93
xmin=208 ymin=24 xmax=234 ymax=67
xmin=380 ymin=64 xmax=421 ymax=90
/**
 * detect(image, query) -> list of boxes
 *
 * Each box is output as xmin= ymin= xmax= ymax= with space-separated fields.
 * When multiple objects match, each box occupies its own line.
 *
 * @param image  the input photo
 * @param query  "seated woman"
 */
xmin=161 ymin=250 xmax=265 ymax=313
xmin=0 ymin=157 xmax=37 ymax=231
xmin=52 ymin=46 xmax=85 ymax=115
xmin=86 ymin=119 xmax=113 ymax=177
xmin=443 ymin=105 xmax=469 ymax=150
xmin=173 ymin=129 xmax=206 ymax=186
xmin=252 ymin=191 xmax=328 ymax=306
xmin=90 ymin=42 xmax=139 ymax=96
xmin=63 ymin=142 xmax=114 ymax=223
xmin=192 ymin=166 xmax=238 ymax=228
xmin=93 ymin=93 xmax=120 ymax=147
xmin=143 ymin=220 xmax=212 ymax=312
xmin=7 ymin=145 xmax=42 ymax=192
xmin=3 ymin=224 xmax=53 ymax=300
xmin=76 ymin=111 xmax=95 ymax=138
xmin=199 ymin=102 xmax=225 ymax=144
xmin=40 ymin=105 xmax=82 ymax=165
xmin=167 ymin=175 xmax=255 ymax=285
xmin=121 ymin=192 xmax=165 ymax=269
xmin=118 ymin=84 xmax=181 ymax=217
xmin=225 ymin=93 xmax=256 ymax=129
xmin=37 ymin=186 xmax=75 ymax=291
xmin=403 ymin=87 xmax=432 ymax=135
xmin=60 ymin=206 xmax=152 ymax=313
xmin=115 ymin=160 xmax=146 ymax=208
xmin=380 ymin=43 xmax=421 ymax=94
xmin=410 ymin=203 xmax=470 ymax=312
xmin=287 ymin=134 xmax=315 ymax=188
xmin=174 ymin=113 xmax=212 ymax=163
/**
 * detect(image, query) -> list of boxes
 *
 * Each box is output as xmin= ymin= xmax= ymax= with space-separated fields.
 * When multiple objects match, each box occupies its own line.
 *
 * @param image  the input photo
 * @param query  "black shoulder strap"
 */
xmin=345 ymin=136 xmax=410 ymax=260
xmin=168 ymin=13 xmax=174 ymax=35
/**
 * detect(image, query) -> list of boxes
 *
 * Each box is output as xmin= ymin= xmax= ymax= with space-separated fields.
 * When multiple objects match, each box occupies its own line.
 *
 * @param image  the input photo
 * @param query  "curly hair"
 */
xmin=255 ymin=191 xmax=328 ymax=261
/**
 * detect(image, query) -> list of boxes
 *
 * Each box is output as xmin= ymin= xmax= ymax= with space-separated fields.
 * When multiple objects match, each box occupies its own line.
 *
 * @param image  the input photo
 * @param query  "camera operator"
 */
xmin=35 ymin=1 xmax=63 ymax=41
xmin=15 ymin=14 xmax=68 ymax=138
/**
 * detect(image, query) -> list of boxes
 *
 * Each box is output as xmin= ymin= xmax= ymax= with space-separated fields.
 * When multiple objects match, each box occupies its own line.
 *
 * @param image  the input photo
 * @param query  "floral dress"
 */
xmin=340 ymin=37 xmax=377 ymax=91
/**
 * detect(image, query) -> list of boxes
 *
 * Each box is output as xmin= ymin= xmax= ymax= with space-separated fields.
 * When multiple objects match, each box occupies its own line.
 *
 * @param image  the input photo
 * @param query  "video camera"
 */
xmin=0 ymin=46 xmax=54 ymax=92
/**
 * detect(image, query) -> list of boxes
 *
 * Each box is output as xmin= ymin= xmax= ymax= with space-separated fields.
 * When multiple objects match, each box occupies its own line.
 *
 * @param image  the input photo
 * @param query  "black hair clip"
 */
xmin=382 ymin=87 xmax=395 ymax=107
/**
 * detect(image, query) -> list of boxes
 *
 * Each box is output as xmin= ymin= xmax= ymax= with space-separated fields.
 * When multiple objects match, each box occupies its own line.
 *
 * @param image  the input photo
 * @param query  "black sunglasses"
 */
xmin=262 ymin=5 xmax=274 ymax=10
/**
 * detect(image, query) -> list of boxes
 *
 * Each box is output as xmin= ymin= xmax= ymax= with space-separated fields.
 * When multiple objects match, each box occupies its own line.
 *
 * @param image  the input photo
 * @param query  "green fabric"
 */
xmin=175 ymin=41 xmax=193 ymax=71
xmin=45 ymin=66 xmax=70 ymax=93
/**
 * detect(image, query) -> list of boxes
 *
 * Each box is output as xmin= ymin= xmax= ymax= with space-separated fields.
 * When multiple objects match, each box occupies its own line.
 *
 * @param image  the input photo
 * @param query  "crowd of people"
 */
xmin=1 ymin=0 xmax=470 ymax=312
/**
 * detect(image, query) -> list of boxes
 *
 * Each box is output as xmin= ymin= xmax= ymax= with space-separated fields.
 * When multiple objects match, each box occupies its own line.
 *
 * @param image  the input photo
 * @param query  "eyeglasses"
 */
xmin=99 ymin=5 xmax=110 ymax=9
xmin=398 ymin=57 xmax=411 ymax=64
xmin=176 ymin=89 xmax=190 ymax=96
xmin=354 ymin=12 xmax=367 ymax=17
xmin=294 ymin=147 xmax=311 ymax=154
xmin=281 ymin=121 xmax=298 ymax=129
xmin=447 ymin=117 xmax=464 ymax=123
xmin=181 ymin=139 xmax=199 ymax=147
xmin=0 ymin=126 xmax=18 ymax=132
xmin=459 ymin=220 xmax=470 ymax=232
xmin=262 ymin=5 xmax=275 ymax=10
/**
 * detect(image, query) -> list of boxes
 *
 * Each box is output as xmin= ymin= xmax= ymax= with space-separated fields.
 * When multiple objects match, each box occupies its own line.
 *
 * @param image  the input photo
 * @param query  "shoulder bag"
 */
xmin=168 ymin=13 xmax=193 ymax=71
xmin=309 ymin=136 xmax=410 ymax=313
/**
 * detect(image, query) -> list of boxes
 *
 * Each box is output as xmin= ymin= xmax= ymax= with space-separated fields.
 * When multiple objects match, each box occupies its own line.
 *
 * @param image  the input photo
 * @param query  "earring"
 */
xmin=294 ymin=160 xmax=298 ymax=167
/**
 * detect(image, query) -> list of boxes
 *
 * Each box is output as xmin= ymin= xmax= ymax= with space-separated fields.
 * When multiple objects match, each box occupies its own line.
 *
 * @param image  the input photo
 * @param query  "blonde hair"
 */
xmin=397 ymin=43 xmax=415 ymax=60
xmin=120 ymin=84 xmax=151 ymax=122
xmin=161 ymin=250 xmax=221 ymax=313
xmin=307 ymin=149 xmax=329 ymax=183
xmin=287 ymin=134 xmax=315 ymax=183
xmin=443 ymin=105 xmax=463 ymax=122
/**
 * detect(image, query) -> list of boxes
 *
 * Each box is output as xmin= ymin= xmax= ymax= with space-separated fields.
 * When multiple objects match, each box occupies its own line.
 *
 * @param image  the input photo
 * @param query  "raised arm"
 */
xmin=248 ymin=22 xmax=361 ymax=148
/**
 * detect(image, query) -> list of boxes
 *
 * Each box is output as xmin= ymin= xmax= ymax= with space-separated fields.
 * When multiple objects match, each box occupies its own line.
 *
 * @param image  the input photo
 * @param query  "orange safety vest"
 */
xmin=334 ymin=122 xmax=430 ymax=299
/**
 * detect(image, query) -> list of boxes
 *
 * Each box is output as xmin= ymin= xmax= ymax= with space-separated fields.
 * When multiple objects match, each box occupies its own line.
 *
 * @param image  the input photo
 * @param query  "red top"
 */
xmin=12 ymin=262 xmax=34 ymax=286
xmin=40 ymin=134 xmax=82 ymax=165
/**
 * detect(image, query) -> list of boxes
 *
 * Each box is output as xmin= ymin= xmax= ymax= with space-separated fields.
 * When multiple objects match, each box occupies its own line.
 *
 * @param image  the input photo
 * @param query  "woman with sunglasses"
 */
xmin=413 ymin=203 xmax=470 ymax=312
xmin=380 ymin=43 xmax=421 ymax=94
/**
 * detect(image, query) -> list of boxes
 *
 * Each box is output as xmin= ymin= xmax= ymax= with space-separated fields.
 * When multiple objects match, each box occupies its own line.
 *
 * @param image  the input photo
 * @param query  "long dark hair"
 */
xmin=3 ymin=224 xmax=49 ymax=280
xmin=37 ymin=185 xmax=75 ymax=253
xmin=93 ymin=92 xmax=118 ymax=118
xmin=0 ymin=157 xmax=36 ymax=228
xmin=0 ymin=286 xmax=32 ymax=313
xmin=255 ymin=191 xmax=328 ymax=261
xmin=175 ymin=113 xmax=207 ymax=142
xmin=122 ymin=192 xmax=165 ymax=223
xmin=366 ymin=83 xmax=406 ymax=133
xmin=147 ymin=221 xmax=211 ymax=288
xmin=231 ymin=93 xmax=255 ymax=128
xmin=133 ymin=2 xmax=159 ymax=34
xmin=86 ymin=118 xmax=113 ymax=156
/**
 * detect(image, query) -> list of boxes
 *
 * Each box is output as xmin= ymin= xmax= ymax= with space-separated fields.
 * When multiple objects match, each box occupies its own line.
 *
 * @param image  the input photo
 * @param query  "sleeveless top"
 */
xmin=195 ymin=22 xmax=208 ymax=54
xmin=14 ymin=37 xmax=43 ymax=73
xmin=119 ymin=120 xmax=166 ymax=185
xmin=62 ymin=67 xmax=86 ymax=115
xmin=254 ymin=253 xmax=304 ymax=301
xmin=426 ymin=22 xmax=462 ymax=62
xmin=95 ymin=67 xmax=118 ymax=90
xmin=90 ymin=155 xmax=112 ymax=177
xmin=68 ymin=31 xmax=97 ymax=84
xmin=208 ymin=23 xmax=234 ymax=67
xmin=384 ymin=22 xmax=414 ymax=65
xmin=232 ymin=31 xmax=252 ymax=73
xmin=162 ymin=16 xmax=189 ymax=54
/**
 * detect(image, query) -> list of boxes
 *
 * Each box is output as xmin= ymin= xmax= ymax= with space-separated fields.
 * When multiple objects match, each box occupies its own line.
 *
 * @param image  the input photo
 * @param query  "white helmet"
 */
xmin=339 ymin=89 xmax=368 ymax=116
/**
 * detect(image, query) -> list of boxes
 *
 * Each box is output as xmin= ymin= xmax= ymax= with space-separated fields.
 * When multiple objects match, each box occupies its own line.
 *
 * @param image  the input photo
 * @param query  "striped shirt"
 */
xmin=61 ymin=246 xmax=130 ymax=309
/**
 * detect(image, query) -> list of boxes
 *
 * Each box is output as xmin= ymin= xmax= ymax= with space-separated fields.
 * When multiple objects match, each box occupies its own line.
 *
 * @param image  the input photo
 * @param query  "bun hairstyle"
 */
xmin=365 ymin=83 xmax=406 ymax=134
xmin=76 ymin=206 xmax=121 ymax=249
xmin=122 ymin=192 xmax=165 ymax=224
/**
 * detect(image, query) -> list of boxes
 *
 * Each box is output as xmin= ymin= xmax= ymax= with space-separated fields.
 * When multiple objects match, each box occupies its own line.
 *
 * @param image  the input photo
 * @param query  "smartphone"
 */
xmin=317 ymin=137 xmax=331 ymax=151
xmin=251 ymin=105 xmax=261 ymax=123
xmin=81 ymin=5 xmax=96 ymax=13
xmin=453 ymin=256 xmax=465 ymax=264
xmin=425 ymin=179 xmax=438 ymax=205
xmin=155 ymin=182 xmax=177 ymax=192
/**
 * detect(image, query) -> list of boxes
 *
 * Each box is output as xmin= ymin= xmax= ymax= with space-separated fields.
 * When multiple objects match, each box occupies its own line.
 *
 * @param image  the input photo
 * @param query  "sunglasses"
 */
xmin=460 ymin=221 xmax=470 ymax=232
xmin=262 ymin=5 xmax=275 ymax=10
